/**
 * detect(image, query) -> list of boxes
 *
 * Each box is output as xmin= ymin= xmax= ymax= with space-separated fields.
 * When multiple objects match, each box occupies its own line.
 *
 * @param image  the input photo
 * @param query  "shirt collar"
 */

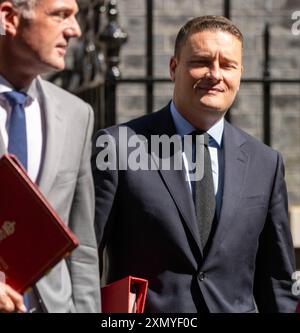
xmin=0 ymin=75 xmax=14 ymax=94
xmin=0 ymin=74 xmax=38 ymax=101
xmin=170 ymin=100 xmax=224 ymax=148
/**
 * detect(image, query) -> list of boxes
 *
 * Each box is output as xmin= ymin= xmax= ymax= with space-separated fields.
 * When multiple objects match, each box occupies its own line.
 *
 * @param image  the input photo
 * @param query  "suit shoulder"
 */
xmin=95 ymin=107 xmax=168 ymax=138
xmin=123 ymin=110 xmax=161 ymax=128
xmin=39 ymin=79 xmax=91 ymax=112
xmin=228 ymin=122 xmax=280 ymax=160
xmin=38 ymin=79 xmax=93 ymax=130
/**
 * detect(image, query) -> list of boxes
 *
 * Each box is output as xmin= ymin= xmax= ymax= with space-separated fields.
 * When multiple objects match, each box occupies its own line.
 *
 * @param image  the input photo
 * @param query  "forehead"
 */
xmin=183 ymin=30 xmax=242 ymax=57
xmin=35 ymin=0 xmax=79 ymax=11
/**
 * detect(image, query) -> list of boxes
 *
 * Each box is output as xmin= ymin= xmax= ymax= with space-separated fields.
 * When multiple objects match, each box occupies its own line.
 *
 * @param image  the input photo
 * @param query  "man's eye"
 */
xmin=190 ymin=60 xmax=210 ymax=67
xmin=57 ymin=12 xmax=67 ymax=18
xmin=51 ymin=12 xmax=68 ymax=19
xmin=222 ymin=63 xmax=237 ymax=69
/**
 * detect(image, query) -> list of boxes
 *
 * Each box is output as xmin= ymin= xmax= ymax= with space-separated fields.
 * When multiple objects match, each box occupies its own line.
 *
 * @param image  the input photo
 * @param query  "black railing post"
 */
xmin=146 ymin=0 xmax=154 ymax=114
xmin=100 ymin=0 xmax=128 ymax=126
xmin=105 ymin=78 xmax=117 ymax=126
xmin=263 ymin=23 xmax=271 ymax=146
xmin=48 ymin=0 xmax=107 ymax=131
xmin=224 ymin=0 xmax=231 ymax=19
xmin=224 ymin=0 xmax=231 ymax=123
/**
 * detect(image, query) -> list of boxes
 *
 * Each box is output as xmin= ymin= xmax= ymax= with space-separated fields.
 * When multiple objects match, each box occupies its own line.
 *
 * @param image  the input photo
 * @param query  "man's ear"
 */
xmin=169 ymin=56 xmax=178 ymax=82
xmin=0 ymin=2 xmax=21 ymax=37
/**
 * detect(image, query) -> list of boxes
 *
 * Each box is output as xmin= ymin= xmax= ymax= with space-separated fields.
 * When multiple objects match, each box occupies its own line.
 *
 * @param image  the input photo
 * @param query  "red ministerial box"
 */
xmin=0 ymin=154 xmax=79 ymax=294
xmin=296 ymin=301 xmax=300 ymax=313
xmin=101 ymin=276 xmax=148 ymax=313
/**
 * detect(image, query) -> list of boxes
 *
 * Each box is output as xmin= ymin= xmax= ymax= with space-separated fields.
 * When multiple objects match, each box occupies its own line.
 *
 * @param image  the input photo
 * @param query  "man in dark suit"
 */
xmin=93 ymin=16 xmax=298 ymax=312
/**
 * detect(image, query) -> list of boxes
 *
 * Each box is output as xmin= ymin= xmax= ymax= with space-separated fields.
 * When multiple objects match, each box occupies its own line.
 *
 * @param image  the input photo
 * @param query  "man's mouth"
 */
xmin=195 ymin=85 xmax=224 ymax=94
xmin=56 ymin=44 xmax=68 ymax=54
xmin=193 ymin=80 xmax=224 ymax=93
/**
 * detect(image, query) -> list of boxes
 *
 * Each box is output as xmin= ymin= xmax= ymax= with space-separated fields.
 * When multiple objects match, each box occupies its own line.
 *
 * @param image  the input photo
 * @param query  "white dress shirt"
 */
xmin=170 ymin=100 xmax=224 ymax=195
xmin=0 ymin=75 xmax=43 ymax=182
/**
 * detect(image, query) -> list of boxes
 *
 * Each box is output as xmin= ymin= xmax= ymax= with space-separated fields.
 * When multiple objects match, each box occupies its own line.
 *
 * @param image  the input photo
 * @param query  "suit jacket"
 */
xmin=93 ymin=104 xmax=298 ymax=313
xmin=0 ymin=77 xmax=101 ymax=313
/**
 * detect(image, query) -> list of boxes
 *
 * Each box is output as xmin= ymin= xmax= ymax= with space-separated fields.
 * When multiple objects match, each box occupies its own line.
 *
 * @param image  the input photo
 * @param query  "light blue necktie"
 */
xmin=4 ymin=91 xmax=30 ymax=311
xmin=4 ymin=91 xmax=28 ymax=170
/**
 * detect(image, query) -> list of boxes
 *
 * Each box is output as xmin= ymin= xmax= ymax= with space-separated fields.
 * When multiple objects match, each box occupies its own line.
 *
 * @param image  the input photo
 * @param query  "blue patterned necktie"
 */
xmin=4 ymin=91 xmax=28 ymax=170
xmin=4 ymin=91 xmax=29 ymax=310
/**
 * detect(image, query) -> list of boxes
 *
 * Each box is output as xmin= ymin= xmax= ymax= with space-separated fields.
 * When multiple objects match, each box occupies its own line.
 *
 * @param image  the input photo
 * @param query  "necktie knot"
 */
xmin=190 ymin=130 xmax=209 ymax=146
xmin=3 ymin=91 xmax=28 ymax=170
xmin=4 ymin=91 xmax=27 ymax=108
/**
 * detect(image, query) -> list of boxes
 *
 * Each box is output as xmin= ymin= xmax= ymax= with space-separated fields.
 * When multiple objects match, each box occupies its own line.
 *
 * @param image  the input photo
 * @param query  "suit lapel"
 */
xmin=36 ymin=78 xmax=65 ymax=196
xmin=209 ymin=121 xmax=249 ymax=255
xmin=159 ymin=167 xmax=202 ymax=251
xmin=146 ymin=106 xmax=202 ymax=254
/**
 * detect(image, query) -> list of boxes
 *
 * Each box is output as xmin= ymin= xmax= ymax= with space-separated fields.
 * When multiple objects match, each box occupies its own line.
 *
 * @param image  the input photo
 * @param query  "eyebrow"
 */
xmin=47 ymin=6 xmax=79 ymax=14
xmin=189 ymin=54 xmax=212 ymax=61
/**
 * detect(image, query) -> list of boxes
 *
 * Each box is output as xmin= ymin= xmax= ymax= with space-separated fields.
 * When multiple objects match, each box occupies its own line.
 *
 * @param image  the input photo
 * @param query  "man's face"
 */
xmin=170 ymin=30 xmax=243 ymax=126
xmin=14 ymin=0 xmax=81 ymax=73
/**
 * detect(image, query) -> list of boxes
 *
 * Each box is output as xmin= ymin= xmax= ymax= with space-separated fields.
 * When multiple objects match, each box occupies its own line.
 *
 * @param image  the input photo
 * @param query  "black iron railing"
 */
xmin=48 ymin=0 xmax=127 ymax=131
xmin=49 ymin=0 xmax=300 ymax=148
xmin=109 ymin=0 xmax=300 ymax=147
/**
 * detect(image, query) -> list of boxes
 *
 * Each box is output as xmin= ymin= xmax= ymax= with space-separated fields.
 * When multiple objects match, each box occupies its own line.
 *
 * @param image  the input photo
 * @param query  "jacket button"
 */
xmin=199 ymin=272 xmax=205 ymax=281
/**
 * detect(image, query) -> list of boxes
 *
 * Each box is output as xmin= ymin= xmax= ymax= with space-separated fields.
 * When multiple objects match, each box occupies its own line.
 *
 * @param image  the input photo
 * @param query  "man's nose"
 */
xmin=205 ymin=63 xmax=222 ymax=82
xmin=64 ymin=16 xmax=82 ymax=38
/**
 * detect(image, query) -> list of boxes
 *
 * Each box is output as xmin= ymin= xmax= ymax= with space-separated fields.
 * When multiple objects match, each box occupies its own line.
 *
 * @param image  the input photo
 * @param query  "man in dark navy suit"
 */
xmin=93 ymin=15 xmax=298 ymax=313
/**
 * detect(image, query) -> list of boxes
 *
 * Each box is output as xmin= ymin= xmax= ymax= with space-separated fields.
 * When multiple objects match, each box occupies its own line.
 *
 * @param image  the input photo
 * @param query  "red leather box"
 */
xmin=101 ymin=276 xmax=148 ymax=313
xmin=0 ymin=154 xmax=79 ymax=294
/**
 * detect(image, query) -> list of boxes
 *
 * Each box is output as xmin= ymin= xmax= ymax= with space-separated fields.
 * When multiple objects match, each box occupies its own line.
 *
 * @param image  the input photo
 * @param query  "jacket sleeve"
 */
xmin=91 ymin=128 xmax=118 ymax=277
xmin=253 ymin=152 xmax=299 ymax=312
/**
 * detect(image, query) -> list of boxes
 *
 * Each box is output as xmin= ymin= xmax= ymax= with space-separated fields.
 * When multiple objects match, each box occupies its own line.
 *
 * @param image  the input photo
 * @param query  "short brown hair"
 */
xmin=174 ymin=15 xmax=243 ymax=58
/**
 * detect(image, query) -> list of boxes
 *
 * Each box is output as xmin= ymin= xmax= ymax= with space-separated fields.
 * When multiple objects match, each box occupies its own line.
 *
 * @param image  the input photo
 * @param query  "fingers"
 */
xmin=0 ymin=282 xmax=27 ymax=313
